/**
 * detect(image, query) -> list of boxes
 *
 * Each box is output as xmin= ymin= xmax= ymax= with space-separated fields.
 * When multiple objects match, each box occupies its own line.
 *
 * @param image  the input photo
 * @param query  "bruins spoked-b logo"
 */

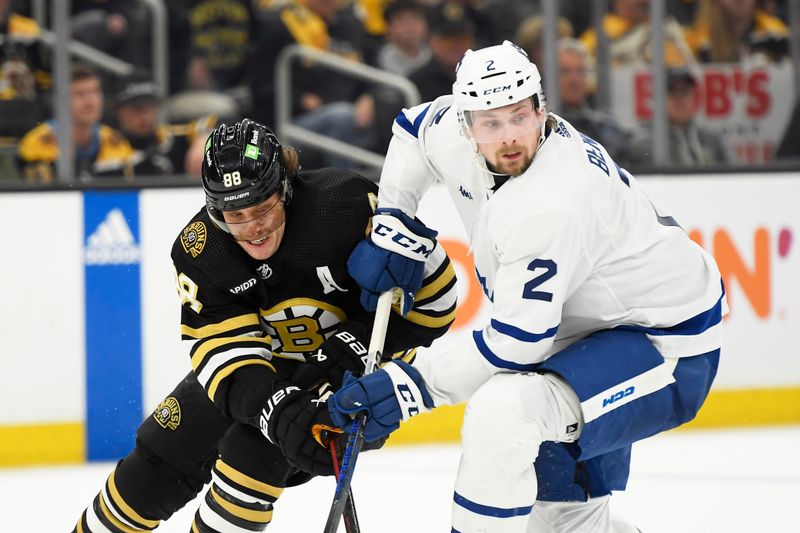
xmin=181 ymin=222 xmax=207 ymax=257
xmin=153 ymin=397 xmax=181 ymax=430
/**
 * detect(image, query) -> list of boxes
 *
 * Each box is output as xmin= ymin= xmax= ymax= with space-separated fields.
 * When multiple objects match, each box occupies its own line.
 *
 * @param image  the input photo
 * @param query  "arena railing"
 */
xmin=29 ymin=0 xmax=168 ymax=93
xmin=274 ymin=44 xmax=421 ymax=171
xmin=45 ymin=0 xmax=169 ymax=183
xmin=540 ymin=0 xmax=800 ymax=169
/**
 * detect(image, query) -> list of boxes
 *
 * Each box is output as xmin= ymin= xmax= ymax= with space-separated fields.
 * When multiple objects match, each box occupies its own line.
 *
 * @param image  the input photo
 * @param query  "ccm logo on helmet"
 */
xmin=484 ymin=85 xmax=512 ymax=95
xmin=251 ymin=128 xmax=259 ymax=144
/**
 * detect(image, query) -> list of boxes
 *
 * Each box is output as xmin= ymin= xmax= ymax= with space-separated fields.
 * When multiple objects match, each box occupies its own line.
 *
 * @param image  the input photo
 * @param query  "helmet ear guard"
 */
xmin=201 ymin=119 xmax=292 ymax=233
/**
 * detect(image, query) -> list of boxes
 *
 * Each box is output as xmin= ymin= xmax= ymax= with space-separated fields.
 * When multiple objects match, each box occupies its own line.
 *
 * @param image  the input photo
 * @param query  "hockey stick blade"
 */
xmin=323 ymin=290 xmax=395 ymax=533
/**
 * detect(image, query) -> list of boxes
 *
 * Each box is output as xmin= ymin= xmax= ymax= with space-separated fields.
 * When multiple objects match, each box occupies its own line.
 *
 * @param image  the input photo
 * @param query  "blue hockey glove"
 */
xmin=327 ymin=360 xmax=434 ymax=443
xmin=347 ymin=208 xmax=438 ymax=315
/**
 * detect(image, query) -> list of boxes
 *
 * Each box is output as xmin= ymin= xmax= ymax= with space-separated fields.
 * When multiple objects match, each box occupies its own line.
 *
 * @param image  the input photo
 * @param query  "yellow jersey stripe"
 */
xmin=416 ymin=260 xmax=456 ymax=302
xmin=181 ymin=314 xmax=261 ymax=339
xmin=399 ymin=348 xmax=417 ymax=364
xmin=208 ymin=359 xmax=276 ymax=402
xmin=216 ymin=461 xmax=285 ymax=499
xmin=76 ymin=518 xmax=85 ymax=533
xmin=397 ymin=306 xmax=457 ymax=329
xmin=260 ymin=298 xmax=347 ymax=322
xmin=191 ymin=336 xmax=273 ymax=370
xmin=98 ymin=493 xmax=146 ymax=533
xmin=211 ymin=485 xmax=273 ymax=523
xmin=382 ymin=349 xmax=417 ymax=366
xmin=108 ymin=471 xmax=160 ymax=529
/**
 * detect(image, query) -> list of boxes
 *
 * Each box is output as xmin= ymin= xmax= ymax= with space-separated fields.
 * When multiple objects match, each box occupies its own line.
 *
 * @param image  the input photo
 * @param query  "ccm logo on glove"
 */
xmin=397 ymin=384 xmax=422 ymax=417
xmin=259 ymin=385 xmax=300 ymax=443
xmin=385 ymin=363 xmax=431 ymax=421
xmin=371 ymin=212 xmax=436 ymax=261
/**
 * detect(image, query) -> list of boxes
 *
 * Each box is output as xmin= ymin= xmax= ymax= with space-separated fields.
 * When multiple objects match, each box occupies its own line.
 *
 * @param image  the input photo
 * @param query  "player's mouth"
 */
xmin=501 ymin=151 xmax=523 ymax=161
xmin=249 ymin=236 xmax=268 ymax=245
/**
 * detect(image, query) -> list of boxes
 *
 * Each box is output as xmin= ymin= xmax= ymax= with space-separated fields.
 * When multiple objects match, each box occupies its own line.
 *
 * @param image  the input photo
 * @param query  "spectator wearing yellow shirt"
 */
xmin=17 ymin=64 xmax=133 ymax=183
xmin=0 ymin=0 xmax=51 ymax=138
xmin=579 ymin=0 xmax=695 ymax=66
xmin=684 ymin=0 xmax=790 ymax=64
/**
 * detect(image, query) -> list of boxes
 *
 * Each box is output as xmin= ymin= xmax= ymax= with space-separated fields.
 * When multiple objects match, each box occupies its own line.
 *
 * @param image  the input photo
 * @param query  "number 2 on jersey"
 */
xmin=522 ymin=259 xmax=556 ymax=302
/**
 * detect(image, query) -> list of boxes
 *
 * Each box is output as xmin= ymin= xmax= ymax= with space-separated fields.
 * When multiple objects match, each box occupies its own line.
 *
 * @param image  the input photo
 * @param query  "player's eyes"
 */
xmin=513 ymin=112 xmax=534 ymax=125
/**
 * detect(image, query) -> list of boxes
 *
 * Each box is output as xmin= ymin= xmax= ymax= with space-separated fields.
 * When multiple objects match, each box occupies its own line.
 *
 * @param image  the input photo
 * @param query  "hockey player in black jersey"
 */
xmin=72 ymin=119 xmax=457 ymax=533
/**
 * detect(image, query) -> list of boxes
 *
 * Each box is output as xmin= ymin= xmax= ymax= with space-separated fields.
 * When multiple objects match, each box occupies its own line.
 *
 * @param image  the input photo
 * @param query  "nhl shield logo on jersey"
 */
xmin=257 ymin=263 xmax=273 ymax=279
xmin=153 ymin=397 xmax=181 ymax=430
xmin=181 ymin=222 xmax=207 ymax=257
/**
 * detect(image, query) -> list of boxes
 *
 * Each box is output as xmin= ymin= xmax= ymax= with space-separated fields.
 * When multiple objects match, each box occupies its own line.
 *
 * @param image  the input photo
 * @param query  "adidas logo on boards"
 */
xmin=85 ymin=208 xmax=141 ymax=265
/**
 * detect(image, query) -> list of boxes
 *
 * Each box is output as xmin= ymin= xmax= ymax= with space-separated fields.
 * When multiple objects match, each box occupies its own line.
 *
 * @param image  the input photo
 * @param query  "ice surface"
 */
xmin=1 ymin=426 xmax=797 ymax=532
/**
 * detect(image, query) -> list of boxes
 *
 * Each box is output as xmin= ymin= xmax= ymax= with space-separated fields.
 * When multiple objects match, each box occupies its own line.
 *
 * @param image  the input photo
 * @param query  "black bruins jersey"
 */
xmin=171 ymin=168 xmax=457 ymax=422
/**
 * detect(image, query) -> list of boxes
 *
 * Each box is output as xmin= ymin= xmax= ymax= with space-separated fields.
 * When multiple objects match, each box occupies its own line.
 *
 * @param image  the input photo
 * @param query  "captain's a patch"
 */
xmin=153 ymin=396 xmax=181 ymax=430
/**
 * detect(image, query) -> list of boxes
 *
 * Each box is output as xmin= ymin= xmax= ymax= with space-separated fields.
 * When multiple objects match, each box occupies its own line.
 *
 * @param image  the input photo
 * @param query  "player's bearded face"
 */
xmin=469 ymin=100 xmax=543 ymax=176
xmin=222 ymin=193 xmax=286 ymax=260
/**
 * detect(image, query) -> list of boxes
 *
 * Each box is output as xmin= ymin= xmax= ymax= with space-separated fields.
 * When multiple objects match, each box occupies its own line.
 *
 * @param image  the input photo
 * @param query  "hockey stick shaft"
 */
xmin=329 ymin=440 xmax=361 ymax=533
xmin=323 ymin=290 xmax=395 ymax=533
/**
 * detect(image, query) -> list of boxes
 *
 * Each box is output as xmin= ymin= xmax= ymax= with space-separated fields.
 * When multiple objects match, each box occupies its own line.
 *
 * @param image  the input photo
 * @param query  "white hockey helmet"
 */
xmin=453 ymin=40 xmax=545 ymax=116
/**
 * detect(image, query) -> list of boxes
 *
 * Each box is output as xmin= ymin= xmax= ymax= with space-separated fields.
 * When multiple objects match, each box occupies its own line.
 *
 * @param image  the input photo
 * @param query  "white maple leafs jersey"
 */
xmin=379 ymin=96 xmax=727 ymax=406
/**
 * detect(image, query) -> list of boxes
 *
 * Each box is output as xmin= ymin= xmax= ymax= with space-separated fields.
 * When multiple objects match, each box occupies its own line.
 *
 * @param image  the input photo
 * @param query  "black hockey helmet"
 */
xmin=201 ymin=119 xmax=291 ymax=232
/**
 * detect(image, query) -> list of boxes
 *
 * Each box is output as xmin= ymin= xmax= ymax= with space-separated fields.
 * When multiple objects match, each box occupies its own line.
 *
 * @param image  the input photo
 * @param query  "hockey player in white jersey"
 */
xmin=330 ymin=41 xmax=726 ymax=532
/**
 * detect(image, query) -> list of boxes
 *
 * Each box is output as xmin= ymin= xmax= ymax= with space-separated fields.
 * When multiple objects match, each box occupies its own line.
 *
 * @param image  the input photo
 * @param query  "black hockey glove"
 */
xmin=292 ymin=322 xmax=370 ymax=390
xmin=258 ymin=382 xmax=343 ymax=477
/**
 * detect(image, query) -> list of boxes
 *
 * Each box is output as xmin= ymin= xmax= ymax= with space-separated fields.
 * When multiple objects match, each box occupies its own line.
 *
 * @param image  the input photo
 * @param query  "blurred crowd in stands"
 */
xmin=0 ymin=0 xmax=798 ymax=184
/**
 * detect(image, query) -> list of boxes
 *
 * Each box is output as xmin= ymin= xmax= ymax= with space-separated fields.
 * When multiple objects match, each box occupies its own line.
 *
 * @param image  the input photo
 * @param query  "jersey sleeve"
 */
xmin=382 ymin=239 xmax=458 ymax=361
xmin=340 ymin=171 xmax=458 ymax=361
xmin=377 ymin=101 xmax=440 ymax=216
xmin=172 ymin=251 xmax=278 ymax=421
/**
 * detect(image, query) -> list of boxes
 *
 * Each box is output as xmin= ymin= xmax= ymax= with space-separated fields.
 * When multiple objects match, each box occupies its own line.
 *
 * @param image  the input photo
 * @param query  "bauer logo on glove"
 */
xmin=259 ymin=385 xmax=300 ymax=444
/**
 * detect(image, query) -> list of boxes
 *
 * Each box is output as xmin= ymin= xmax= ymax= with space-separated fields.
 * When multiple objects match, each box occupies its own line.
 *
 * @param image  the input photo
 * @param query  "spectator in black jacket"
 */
xmin=636 ymin=66 xmax=730 ymax=168
xmin=556 ymin=38 xmax=643 ymax=168
xmin=408 ymin=1 xmax=475 ymax=104
xmin=376 ymin=0 xmax=431 ymax=77
xmin=113 ymin=78 xmax=217 ymax=178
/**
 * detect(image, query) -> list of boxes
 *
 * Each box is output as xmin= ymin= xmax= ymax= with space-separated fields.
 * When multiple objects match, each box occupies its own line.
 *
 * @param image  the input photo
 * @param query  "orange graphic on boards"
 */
xmin=442 ymin=226 xmax=793 ymax=325
xmin=440 ymin=239 xmax=483 ymax=329
xmin=690 ymin=227 xmax=792 ymax=319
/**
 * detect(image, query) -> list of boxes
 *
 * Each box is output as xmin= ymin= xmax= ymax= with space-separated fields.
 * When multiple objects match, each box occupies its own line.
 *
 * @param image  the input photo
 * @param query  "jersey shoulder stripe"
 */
xmin=395 ymin=102 xmax=432 ymax=138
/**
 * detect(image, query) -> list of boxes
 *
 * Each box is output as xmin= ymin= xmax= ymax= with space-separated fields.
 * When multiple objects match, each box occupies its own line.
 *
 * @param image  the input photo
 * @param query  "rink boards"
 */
xmin=1 ymin=174 xmax=798 ymax=466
